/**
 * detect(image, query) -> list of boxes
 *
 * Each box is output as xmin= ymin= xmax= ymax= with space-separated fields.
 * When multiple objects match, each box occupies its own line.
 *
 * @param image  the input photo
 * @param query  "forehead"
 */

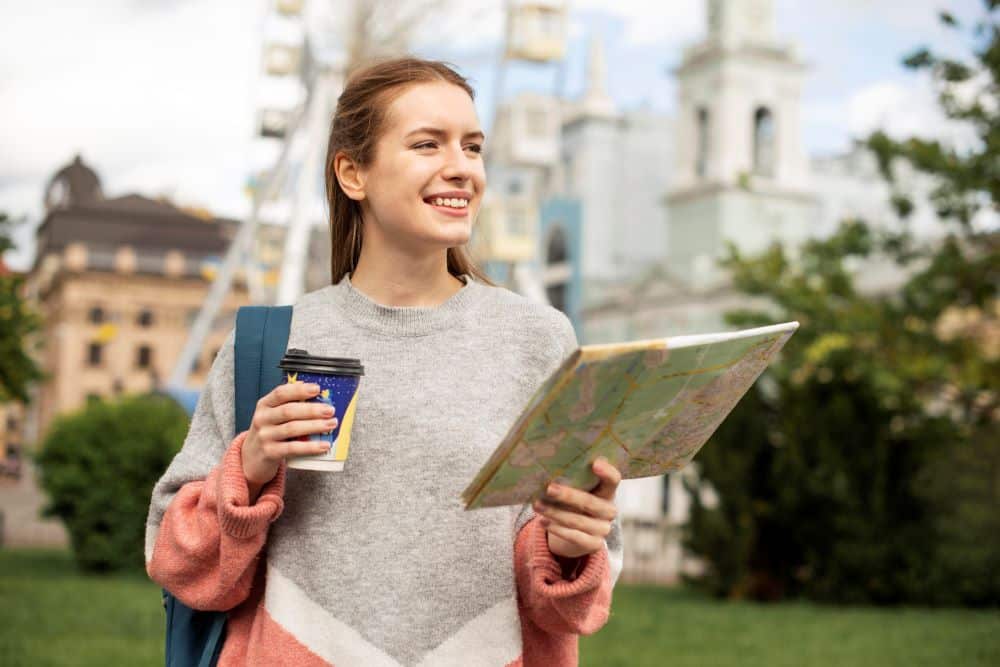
xmin=382 ymin=81 xmax=480 ymax=136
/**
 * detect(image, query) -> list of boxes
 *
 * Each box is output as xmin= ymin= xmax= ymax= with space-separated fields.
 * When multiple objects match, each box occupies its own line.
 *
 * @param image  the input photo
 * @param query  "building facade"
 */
xmin=16 ymin=155 xmax=253 ymax=449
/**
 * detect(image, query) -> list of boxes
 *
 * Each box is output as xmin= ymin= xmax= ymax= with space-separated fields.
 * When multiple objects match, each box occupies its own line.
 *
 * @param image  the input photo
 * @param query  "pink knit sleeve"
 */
xmin=146 ymin=430 xmax=286 ymax=612
xmin=514 ymin=516 xmax=612 ymax=637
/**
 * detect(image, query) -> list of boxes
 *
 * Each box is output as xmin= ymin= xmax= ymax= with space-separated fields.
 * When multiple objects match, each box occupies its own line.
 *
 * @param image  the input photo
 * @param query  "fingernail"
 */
xmin=308 ymin=383 xmax=320 ymax=392
xmin=547 ymin=484 xmax=559 ymax=496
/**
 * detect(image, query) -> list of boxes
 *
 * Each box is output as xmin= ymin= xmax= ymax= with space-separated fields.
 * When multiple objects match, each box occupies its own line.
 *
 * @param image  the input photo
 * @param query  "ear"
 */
xmin=334 ymin=151 xmax=366 ymax=201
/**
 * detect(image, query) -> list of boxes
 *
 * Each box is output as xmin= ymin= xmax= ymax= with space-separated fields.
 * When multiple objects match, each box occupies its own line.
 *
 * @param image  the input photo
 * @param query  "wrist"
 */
xmin=240 ymin=441 xmax=277 ymax=500
xmin=545 ymin=527 xmax=586 ymax=579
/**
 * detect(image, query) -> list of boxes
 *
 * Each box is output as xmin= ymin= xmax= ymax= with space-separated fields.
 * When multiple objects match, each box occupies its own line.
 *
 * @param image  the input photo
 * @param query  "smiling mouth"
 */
xmin=423 ymin=196 xmax=469 ymax=209
xmin=423 ymin=196 xmax=470 ymax=217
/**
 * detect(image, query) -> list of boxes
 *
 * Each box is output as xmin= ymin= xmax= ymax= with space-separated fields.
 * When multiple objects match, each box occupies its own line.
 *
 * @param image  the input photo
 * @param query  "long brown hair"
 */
xmin=325 ymin=56 xmax=496 ymax=287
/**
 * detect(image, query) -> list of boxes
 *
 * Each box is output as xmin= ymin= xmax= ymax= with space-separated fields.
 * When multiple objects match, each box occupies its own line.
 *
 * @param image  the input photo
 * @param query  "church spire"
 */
xmin=580 ymin=31 xmax=616 ymax=118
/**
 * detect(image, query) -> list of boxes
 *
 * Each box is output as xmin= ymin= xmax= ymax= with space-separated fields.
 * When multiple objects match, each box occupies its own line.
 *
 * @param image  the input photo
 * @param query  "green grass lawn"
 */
xmin=1 ymin=549 xmax=997 ymax=666
xmin=581 ymin=585 xmax=1000 ymax=667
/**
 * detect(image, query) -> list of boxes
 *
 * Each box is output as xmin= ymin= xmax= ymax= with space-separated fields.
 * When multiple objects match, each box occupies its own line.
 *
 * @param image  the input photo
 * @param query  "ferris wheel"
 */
xmin=167 ymin=0 xmax=570 ymax=391
xmin=167 ymin=0 xmax=344 ymax=389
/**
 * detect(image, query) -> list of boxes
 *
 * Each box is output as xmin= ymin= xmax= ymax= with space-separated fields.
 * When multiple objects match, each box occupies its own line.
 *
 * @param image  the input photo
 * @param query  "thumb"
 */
xmin=590 ymin=457 xmax=622 ymax=501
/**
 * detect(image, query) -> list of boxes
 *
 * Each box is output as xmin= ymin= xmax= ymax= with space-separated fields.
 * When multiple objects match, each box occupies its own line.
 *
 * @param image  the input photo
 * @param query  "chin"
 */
xmin=434 ymin=224 xmax=472 ymax=245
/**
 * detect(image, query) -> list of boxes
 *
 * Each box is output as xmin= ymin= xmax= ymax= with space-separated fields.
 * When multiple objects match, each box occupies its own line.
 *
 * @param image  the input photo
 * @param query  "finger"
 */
xmin=277 ymin=439 xmax=332 ymax=458
xmin=590 ymin=457 xmax=623 ymax=501
xmin=545 ymin=483 xmax=617 ymax=521
xmin=534 ymin=500 xmax=611 ymax=538
xmin=263 ymin=400 xmax=335 ymax=426
xmin=263 ymin=418 xmax=338 ymax=442
xmin=262 ymin=381 xmax=321 ymax=408
xmin=544 ymin=522 xmax=604 ymax=554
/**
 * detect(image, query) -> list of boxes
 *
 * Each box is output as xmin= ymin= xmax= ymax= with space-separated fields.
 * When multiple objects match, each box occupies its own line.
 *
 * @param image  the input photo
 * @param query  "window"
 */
xmin=753 ymin=106 xmax=776 ymax=177
xmin=546 ymin=283 xmax=567 ymax=313
xmin=547 ymin=225 xmax=568 ymax=264
xmin=88 ymin=306 xmax=105 ymax=324
xmin=661 ymin=474 xmax=672 ymax=516
xmin=696 ymin=107 xmax=711 ymax=179
xmin=87 ymin=342 xmax=103 ymax=367
xmin=6 ymin=416 xmax=17 ymax=432
xmin=137 ymin=309 xmax=154 ymax=327
xmin=136 ymin=345 xmax=153 ymax=369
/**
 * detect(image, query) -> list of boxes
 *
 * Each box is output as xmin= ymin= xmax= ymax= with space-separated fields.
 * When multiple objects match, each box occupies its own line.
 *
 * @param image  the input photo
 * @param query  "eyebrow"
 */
xmin=404 ymin=126 xmax=486 ymax=141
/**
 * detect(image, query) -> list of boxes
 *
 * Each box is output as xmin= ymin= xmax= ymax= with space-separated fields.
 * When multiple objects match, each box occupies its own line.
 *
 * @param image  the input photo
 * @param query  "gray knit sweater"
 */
xmin=145 ymin=273 xmax=623 ymax=666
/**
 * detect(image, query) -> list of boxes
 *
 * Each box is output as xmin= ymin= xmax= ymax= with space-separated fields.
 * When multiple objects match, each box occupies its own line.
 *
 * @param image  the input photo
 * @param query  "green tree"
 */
xmin=684 ymin=2 xmax=999 ymax=605
xmin=0 ymin=212 xmax=45 ymax=402
xmin=36 ymin=394 xmax=189 ymax=572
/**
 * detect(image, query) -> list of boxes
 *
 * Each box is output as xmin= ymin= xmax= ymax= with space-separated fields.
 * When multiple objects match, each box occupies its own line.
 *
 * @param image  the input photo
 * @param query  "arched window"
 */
xmin=753 ymin=106 xmax=776 ymax=177
xmin=546 ymin=225 xmax=569 ymax=313
xmin=695 ymin=107 xmax=710 ymax=179
xmin=547 ymin=224 xmax=568 ymax=264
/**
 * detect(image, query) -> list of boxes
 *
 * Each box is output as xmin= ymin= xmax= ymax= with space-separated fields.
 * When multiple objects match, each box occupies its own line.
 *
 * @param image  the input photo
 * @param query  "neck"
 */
xmin=349 ymin=241 xmax=465 ymax=308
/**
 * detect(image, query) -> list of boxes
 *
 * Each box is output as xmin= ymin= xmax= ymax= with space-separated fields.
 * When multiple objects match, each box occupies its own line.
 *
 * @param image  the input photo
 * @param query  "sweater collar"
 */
xmin=330 ymin=272 xmax=480 ymax=337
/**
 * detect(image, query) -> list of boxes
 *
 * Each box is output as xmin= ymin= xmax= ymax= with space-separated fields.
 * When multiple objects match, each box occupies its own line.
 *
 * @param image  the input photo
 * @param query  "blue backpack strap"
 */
xmin=235 ymin=305 xmax=294 ymax=434
xmin=164 ymin=305 xmax=292 ymax=667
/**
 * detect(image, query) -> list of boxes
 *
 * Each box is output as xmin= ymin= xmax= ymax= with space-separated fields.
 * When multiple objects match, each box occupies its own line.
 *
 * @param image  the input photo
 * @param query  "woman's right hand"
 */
xmin=241 ymin=381 xmax=338 ymax=492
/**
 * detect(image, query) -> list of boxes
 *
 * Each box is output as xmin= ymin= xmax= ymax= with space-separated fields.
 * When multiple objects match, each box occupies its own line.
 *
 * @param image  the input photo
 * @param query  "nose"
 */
xmin=440 ymin=143 xmax=476 ymax=184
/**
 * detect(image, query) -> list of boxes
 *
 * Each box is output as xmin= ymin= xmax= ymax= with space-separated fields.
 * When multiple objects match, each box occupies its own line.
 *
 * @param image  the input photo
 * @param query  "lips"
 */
xmin=424 ymin=199 xmax=469 ymax=217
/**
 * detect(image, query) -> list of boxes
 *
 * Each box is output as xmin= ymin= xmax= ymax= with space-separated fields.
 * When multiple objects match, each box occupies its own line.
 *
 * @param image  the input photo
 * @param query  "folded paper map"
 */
xmin=462 ymin=321 xmax=799 ymax=510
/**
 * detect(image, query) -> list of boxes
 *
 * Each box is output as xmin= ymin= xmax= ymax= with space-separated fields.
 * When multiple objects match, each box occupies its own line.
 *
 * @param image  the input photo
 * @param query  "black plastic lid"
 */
xmin=277 ymin=348 xmax=364 ymax=376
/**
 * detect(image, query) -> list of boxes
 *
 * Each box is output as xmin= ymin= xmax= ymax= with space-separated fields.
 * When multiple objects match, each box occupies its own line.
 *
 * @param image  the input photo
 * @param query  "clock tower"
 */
xmin=666 ymin=0 xmax=817 ymax=284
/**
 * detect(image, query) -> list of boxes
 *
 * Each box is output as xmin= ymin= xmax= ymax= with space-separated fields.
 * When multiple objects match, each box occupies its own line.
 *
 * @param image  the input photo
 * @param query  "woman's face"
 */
xmin=358 ymin=81 xmax=486 ymax=255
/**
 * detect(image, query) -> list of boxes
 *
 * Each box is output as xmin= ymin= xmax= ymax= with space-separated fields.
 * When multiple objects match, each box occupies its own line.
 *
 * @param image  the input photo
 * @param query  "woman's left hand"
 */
xmin=533 ymin=457 xmax=622 ymax=561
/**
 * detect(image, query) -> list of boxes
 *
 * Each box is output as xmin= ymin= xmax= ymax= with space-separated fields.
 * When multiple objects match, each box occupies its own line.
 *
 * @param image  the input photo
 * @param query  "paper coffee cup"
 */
xmin=277 ymin=348 xmax=364 ymax=471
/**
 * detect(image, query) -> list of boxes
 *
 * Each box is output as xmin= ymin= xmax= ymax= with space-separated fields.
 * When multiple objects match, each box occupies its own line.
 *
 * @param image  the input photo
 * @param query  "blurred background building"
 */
xmin=0 ymin=0 xmax=950 ymax=580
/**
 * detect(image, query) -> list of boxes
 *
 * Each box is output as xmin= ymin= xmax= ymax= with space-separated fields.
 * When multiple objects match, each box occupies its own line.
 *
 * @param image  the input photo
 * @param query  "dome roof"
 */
xmin=45 ymin=154 xmax=103 ymax=212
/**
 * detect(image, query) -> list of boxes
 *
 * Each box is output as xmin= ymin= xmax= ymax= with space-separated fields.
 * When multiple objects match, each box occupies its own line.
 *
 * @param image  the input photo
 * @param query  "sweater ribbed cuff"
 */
xmin=218 ymin=430 xmax=287 ymax=539
xmin=527 ymin=517 xmax=608 ymax=598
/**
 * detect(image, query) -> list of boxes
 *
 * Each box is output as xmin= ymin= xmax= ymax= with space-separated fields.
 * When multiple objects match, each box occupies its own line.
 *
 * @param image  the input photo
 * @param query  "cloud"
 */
xmin=847 ymin=75 xmax=981 ymax=151
xmin=573 ymin=0 xmax=702 ymax=46
xmin=0 ymin=1 xmax=263 ymax=194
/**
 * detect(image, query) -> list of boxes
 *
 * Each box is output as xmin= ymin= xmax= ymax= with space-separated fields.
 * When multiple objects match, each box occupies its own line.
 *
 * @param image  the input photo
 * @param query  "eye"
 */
xmin=466 ymin=144 xmax=483 ymax=154
xmin=413 ymin=141 xmax=437 ymax=150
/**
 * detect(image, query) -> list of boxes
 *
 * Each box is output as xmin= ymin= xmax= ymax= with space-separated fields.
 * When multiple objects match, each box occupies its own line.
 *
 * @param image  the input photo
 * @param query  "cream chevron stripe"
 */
xmin=265 ymin=565 xmax=404 ymax=667
xmin=413 ymin=596 xmax=522 ymax=667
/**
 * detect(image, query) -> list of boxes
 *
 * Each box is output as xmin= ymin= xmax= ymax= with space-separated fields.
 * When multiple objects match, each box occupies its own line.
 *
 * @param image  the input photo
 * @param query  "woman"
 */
xmin=146 ymin=57 xmax=623 ymax=667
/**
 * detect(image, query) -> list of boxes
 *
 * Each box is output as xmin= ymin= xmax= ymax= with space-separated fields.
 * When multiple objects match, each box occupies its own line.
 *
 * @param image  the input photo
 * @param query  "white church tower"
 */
xmin=666 ymin=0 xmax=817 ymax=284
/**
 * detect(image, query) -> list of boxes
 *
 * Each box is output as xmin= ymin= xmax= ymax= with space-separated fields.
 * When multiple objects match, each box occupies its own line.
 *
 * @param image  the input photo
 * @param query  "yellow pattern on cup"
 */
xmin=333 ymin=389 xmax=360 ymax=463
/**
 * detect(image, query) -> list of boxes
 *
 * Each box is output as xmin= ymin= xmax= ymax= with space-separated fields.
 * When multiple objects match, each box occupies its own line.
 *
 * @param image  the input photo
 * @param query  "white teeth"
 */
xmin=430 ymin=197 xmax=468 ymax=208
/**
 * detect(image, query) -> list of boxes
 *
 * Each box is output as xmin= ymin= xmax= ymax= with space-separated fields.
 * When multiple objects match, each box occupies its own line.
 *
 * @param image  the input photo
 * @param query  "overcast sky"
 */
xmin=0 ymin=0 xmax=982 ymax=270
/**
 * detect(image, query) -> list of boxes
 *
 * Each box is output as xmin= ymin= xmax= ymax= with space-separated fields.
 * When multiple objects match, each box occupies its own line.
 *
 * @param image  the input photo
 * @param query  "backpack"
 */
xmin=162 ymin=305 xmax=293 ymax=667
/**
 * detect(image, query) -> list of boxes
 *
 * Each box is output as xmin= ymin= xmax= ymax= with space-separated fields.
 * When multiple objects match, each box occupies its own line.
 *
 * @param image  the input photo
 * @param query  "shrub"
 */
xmin=35 ymin=393 xmax=188 ymax=572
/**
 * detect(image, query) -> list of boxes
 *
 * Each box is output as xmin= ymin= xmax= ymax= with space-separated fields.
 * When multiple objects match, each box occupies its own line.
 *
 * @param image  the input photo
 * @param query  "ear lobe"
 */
xmin=334 ymin=152 xmax=366 ymax=201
